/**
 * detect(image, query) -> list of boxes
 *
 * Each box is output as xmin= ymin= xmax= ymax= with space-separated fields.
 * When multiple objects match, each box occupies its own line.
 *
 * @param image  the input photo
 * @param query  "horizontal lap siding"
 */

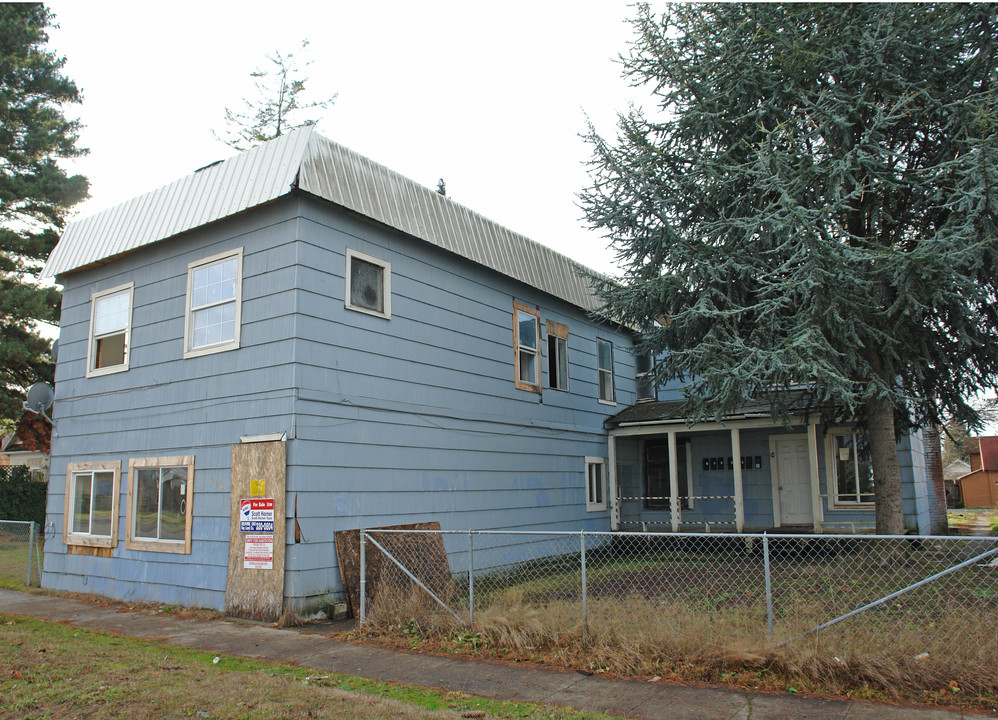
xmin=284 ymin=200 xmax=632 ymax=608
xmin=44 ymin=202 xmax=300 ymax=609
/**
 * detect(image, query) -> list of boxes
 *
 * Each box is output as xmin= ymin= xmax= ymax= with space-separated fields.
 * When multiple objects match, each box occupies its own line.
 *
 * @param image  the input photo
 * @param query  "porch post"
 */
xmin=608 ymin=432 xmax=620 ymax=531
xmin=807 ymin=421 xmax=823 ymax=532
xmin=668 ymin=430 xmax=679 ymax=532
xmin=731 ymin=428 xmax=745 ymax=532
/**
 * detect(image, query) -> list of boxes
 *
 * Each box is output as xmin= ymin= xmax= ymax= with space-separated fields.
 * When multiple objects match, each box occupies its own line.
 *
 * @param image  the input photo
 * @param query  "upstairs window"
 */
xmin=546 ymin=320 xmax=569 ymax=391
xmin=597 ymin=338 xmax=615 ymax=403
xmin=513 ymin=301 xmax=540 ymax=393
xmin=346 ymin=248 xmax=391 ymax=319
xmin=184 ymin=248 xmax=243 ymax=357
xmin=636 ymin=354 xmax=656 ymax=402
xmin=831 ymin=431 xmax=875 ymax=505
xmin=87 ymin=284 xmax=133 ymax=377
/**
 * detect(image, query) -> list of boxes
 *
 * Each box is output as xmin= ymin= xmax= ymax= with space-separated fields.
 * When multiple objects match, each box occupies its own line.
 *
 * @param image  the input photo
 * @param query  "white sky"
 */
xmin=46 ymin=0 xmax=652 ymax=278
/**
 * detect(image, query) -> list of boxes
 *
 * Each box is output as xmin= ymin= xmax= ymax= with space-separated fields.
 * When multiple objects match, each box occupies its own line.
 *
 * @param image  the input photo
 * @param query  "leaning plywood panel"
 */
xmin=226 ymin=440 xmax=286 ymax=620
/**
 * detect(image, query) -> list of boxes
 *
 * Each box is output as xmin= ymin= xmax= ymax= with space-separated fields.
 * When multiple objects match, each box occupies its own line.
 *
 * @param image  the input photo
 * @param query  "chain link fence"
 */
xmin=357 ymin=529 xmax=998 ymax=694
xmin=0 ymin=520 xmax=43 ymax=586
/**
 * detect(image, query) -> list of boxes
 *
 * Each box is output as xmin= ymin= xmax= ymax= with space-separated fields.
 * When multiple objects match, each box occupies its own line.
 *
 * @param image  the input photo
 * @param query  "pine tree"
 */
xmin=582 ymin=4 xmax=998 ymax=533
xmin=0 ymin=4 xmax=88 ymax=428
xmin=217 ymin=40 xmax=336 ymax=151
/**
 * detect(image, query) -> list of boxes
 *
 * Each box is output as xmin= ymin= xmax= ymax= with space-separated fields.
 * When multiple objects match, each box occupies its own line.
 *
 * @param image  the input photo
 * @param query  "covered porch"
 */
xmin=606 ymin=401 xmax=879 ymax=534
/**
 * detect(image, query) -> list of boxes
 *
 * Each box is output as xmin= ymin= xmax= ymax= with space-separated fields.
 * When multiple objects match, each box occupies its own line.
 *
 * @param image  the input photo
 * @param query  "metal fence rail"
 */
xmin=357 ymin=529 xmax=998 ymax=672
xmin=0 ymin=520 xmax=42 ymax=586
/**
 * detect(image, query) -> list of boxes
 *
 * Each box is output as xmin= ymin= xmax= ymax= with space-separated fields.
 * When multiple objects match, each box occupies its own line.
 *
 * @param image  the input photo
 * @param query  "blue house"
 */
xmin=40 ymin=129 xmax=940 ymax=617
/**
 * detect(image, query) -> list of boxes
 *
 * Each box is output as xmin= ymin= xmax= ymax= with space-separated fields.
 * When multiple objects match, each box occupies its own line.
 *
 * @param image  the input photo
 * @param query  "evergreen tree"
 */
xmin=0 ymin=4 xmax=87 ymax=428
xmin=217 ymin=40 xmax=336 ymax=151
xmin=582 ymin=4 xmax=998 ymax=533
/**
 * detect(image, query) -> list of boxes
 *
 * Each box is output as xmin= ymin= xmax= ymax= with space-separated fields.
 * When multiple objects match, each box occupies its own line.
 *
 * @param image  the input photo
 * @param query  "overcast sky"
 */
xmin=46 ymin=0 xmax=651 ymax=277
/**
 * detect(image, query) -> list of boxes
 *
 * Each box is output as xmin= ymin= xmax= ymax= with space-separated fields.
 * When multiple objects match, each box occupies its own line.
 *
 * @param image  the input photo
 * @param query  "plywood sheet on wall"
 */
xmin=334 ymin=522 xmax=451 ymax=617
xmin=225 ymin=440 xmax=286 ymax=621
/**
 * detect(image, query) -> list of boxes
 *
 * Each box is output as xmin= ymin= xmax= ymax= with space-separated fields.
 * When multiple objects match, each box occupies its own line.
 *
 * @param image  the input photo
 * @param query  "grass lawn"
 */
xmin=0 ymin=613 xmax=620 ymax=720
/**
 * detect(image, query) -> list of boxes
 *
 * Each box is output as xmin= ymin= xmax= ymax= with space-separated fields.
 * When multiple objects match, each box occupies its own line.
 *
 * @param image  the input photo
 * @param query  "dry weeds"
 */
xmin=360 ymin=585 xmax=998 ymax=711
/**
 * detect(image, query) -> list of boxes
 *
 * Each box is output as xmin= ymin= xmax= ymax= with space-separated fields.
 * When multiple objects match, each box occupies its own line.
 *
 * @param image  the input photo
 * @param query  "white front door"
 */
xmin=774 ymin=436 xmax=813 ymax=525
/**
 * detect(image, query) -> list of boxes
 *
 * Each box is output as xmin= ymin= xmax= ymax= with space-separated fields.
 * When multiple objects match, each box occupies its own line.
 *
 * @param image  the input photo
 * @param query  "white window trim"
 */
xmin=63 ymin=460 xmax=121 ymax=548
xmin=345 ymin=247 xmax=391 ymax=319
xmin=86 ymin=282 xmax=134 ymax=378
xmin=183 ymin=247 xmax=243 ymax=359
xmin=513 ymin=300 xmax=541 ymax=393
xmin=825 ymin=429 xmax=876 ymax=509
xmin=126 ymin=455 xmax=195 ymax=554
xmin=597 ymin=338 xmax=616 ymax=405
xmin=586 ymin=456 xmax=607 ymax=512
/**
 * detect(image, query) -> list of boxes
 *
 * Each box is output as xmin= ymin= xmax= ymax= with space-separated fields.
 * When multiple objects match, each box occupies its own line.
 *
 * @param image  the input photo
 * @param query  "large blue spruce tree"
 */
xmin=582 ymin=4 xmax=998 ymax=533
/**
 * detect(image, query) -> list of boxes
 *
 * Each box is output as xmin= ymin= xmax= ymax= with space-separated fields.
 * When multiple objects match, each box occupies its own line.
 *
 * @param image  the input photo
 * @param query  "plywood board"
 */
xmin=334 ymin=521 xmax=451 ymax=617
xmin=225 ymin=440 xmax=286 ymax=621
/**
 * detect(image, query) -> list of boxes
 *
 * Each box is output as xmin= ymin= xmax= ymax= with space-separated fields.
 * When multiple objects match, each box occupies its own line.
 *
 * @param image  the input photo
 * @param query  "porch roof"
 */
xmin=605 ymin=395 xmax=817 ymax=430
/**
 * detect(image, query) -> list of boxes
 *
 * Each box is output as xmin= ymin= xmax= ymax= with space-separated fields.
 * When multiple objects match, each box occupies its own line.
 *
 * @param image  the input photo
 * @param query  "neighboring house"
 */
xmin=944 ymin=458 xmax=971 ymax=506
xmin=0 ymin=412 xmax=51 ymax=482
xmin=40 ymin=129 xmax=939 ymax=616
xmin=957 ymin=437 xmax=998 ymax=507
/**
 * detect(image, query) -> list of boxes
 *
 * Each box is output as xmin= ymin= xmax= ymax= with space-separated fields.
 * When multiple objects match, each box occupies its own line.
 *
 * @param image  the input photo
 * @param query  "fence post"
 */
xmin=468 ymin=531 xmax=475 ymax=626
xmin=27 ymin=521 xmax=35 ymax=587
xmin=763 ymin=532 xmax=773 ymax=642
xmin=359 ymin=530 xmax=367 ymax=628
xmin=580 ymin=530 xmax=588 ymax=630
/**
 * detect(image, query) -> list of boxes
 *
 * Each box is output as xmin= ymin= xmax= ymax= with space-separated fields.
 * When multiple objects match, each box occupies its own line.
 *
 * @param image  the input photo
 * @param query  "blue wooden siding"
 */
xmin=44 ymin=194 xmax=636 ymax=613
xmin=284 ymin=198 xmax=633 ymax=610
xmin=44 ymin=202 xmax=301 ymax=608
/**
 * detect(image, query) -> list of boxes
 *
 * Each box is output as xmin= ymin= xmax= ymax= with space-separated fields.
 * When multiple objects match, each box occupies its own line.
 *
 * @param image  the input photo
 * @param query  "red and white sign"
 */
xmin=239 ymin=498 xmax=275 ymax=532
xmin=243 ymin=534 xmax=273 ymax=570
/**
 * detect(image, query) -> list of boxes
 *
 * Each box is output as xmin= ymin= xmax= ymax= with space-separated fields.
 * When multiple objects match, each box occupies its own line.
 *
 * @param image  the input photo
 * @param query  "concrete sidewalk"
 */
xmin=0 ymin=588 xmax=989 ymax=720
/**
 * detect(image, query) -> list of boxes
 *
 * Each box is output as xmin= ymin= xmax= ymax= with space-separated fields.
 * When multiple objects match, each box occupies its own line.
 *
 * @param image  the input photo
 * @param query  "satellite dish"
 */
xmin=23 ymin=382 xmax=55 ymax=424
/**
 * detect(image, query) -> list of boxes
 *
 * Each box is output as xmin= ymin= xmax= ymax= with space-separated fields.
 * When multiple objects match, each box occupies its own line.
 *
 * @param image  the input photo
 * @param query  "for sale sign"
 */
xmin=239 ymin=498 xmax=275 ymax=532
xmin=243 ymin=534 xmax=273 ymax=570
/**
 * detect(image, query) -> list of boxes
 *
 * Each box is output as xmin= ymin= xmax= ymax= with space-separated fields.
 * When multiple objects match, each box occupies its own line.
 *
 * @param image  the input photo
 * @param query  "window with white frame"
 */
xmin=586 ymin=457 xmax=607 ymax=511
xmin=87 ymin=283 xmax=133 ymax=376
xmin=345 ymin=248 xmax=391 ymax=318
xmin=184 ymin=248 xmax=242 ymax=357
xmin=126 ymin=456 xmax=195 ymax=554
xmin=513 ymin=301 xmax=540 ymax=392
xmin=546 ymin=320 xmax=569 ymax=391
xmin=597 ymin=338 xmax=615 ymax=403
xmin=64 ymin=461 xmax=120 ymax=548
xmin=830 ymin=431 xmax=875 ymax=505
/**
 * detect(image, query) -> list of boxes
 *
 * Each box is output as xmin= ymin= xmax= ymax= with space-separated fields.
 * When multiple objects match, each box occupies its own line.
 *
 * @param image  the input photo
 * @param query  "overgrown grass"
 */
xmin=360 ymin=544 xmax=998 ymax=712
xmin=0 ymin=613 xmax=620 ymax=720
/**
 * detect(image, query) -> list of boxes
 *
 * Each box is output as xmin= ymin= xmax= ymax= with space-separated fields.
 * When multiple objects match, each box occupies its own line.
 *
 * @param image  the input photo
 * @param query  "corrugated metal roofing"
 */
xmin=44 ymin=127 xmax=604 ymax=312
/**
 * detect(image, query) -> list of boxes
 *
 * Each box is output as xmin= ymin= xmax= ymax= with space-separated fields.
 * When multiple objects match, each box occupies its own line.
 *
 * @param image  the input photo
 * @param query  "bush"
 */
xmin=0 ymin=466 xmax=46 ymax=525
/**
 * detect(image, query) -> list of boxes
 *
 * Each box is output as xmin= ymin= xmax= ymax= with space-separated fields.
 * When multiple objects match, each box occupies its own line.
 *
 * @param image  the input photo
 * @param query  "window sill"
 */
xmin=597 ymin=398 xmax=617 ymax=406
xmin=85 ymin=363 xmax=129 ymax=379
xmin=183 ymin=340 xmax=239 ymax=359
xmin=64 ymin=534 xmax=114 ymax=549
xmin=125 ymin=537 xmax=191 ymax=554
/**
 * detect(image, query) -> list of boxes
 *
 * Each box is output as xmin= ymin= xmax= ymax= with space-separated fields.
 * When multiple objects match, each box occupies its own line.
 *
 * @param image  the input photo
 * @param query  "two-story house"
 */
xmin=40 ymin=128 xmax=939 ymax=617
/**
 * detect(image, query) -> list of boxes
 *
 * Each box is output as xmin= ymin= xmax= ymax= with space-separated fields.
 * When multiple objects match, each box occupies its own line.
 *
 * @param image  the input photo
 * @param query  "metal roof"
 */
xmin=44 ymin=128 xmax=604 ymax=312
